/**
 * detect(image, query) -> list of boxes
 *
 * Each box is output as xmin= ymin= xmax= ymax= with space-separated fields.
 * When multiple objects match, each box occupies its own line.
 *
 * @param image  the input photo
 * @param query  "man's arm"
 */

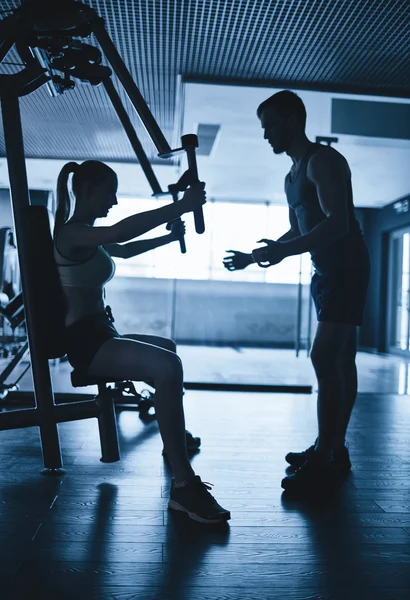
xmin=224 ymin=204 xmax=302 ymax=270
xmin=276 ymin=207 xmax=301 ymax=242
xmin=279 ymin=149 xmax=350 ymax=257
xmin=105 ymin=234 xmax=174 ymax=258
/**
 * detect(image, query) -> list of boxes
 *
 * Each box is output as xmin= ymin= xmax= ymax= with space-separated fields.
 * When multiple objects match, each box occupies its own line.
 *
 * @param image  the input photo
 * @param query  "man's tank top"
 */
xmin=284 ymin=143 xmax=366 ymax=272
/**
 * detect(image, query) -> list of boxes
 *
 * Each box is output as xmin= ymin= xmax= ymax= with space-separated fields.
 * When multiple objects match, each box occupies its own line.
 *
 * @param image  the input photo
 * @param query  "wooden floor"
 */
xmin=1 ymin=387 xmax=410 ymax=599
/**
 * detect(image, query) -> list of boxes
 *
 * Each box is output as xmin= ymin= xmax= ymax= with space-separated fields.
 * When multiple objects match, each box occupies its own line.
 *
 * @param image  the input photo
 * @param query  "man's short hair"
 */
xmin=257 ymin=90 xmax=307 ymax=130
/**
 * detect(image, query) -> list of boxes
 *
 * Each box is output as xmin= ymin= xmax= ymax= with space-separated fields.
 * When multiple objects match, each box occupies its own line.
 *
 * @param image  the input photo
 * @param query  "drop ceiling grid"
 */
xmin=0 ymin=0 xmax=409 ymax=162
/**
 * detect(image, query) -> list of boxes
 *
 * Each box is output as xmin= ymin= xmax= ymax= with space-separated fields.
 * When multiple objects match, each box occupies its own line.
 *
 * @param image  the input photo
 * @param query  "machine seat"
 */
xmin=71 ymin=369 xmax=125 ymax=388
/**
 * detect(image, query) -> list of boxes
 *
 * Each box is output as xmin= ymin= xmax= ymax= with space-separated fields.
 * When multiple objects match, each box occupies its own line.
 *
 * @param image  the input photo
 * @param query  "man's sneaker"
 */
xmin=281 ymin=452 xmax=337 ymax=494
xmin=162 ymin=430 xmax=201 ymax=459
xmin=285 ymin=441 xmax=351 ymax=473
xmin=285 ymin=443 xmax=316 ymax=469
xmin=333 ymin=445 xmax=352 ymax=473
xmin=168 ymin=475 xmax=231 ymax=524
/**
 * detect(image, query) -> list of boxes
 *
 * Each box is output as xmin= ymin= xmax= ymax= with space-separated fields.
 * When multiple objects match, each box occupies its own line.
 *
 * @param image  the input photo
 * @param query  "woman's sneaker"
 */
xmin=168 ymin=475 xmax=231 ymax=524
xmin=285 ymin=441 xmax=351 ymax=473
xmin=184 ymin=430 xmax=201 ymax=453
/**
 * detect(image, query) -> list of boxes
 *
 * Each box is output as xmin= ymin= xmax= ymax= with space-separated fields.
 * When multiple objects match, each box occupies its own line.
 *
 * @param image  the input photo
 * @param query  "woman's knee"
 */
xmin=162 ymin=337 xmax=177 ymax=353
xmin=157 ymin=352 xmax=183 ymax=382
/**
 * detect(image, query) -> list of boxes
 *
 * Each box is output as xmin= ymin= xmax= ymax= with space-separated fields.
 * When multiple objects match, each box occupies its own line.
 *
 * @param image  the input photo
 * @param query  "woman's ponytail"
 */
xmin=54 ymin=162 xmax=78 ymax=238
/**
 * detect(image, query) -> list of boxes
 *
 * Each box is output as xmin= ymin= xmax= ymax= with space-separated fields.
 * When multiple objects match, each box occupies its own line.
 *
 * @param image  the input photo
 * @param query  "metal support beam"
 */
xmin=0 ymin=39 xmax=13 ymax=63
xmin=93 ymin=19 xmax=172 ymax=157
xmin=103 ymin=77 xmax=163 ymax=196
xmin=0 ymin=91 xmax=63 ymax=471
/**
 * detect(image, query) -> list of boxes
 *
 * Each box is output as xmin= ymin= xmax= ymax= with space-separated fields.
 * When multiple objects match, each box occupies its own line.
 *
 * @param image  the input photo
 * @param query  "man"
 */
xmin=223 ymin=90 xmax=370 ymax=493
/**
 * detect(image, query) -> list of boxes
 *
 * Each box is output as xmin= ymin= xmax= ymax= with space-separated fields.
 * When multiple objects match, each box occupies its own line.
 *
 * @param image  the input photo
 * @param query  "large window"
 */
xmin=388 ymin=229 xmax=410 ymax=354
xmin=100 ymin=197 xmax=312 ymax=284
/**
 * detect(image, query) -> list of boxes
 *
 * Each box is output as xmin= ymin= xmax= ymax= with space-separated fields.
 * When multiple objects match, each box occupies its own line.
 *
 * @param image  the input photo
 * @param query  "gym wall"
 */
xmin=105 ymin=276 xmax=314 ymax=348
xmin=357 ymin=198 xmax=410 ymax=353
xmin=104 ymin=206 xmax=397 ymax=353
xmin=0 ymin=186 xmax=402 ymax=352
xmin=1 ymin=186 xmax=315 ymax=349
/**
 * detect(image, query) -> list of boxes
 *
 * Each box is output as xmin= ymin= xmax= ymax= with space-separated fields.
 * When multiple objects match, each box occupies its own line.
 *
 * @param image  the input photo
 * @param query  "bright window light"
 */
xmin=99 ymin=196 xmax=312 ymax=284
xmin=211 ymin=201 xmax=268 ymax=283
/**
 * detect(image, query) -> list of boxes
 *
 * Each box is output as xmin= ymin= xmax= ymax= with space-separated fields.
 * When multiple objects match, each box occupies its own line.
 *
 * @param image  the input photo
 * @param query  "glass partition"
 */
xmin=103 ymin=197 xmax=315 ymax=386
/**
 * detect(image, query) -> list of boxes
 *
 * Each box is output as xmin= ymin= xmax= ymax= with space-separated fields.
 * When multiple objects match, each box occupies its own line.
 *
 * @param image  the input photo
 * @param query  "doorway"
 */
xmin=388 ymin=228 xmax=410 ymax=355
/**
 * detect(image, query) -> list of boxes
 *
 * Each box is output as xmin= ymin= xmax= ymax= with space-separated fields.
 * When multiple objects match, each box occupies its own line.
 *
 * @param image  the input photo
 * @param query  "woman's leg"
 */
xmin=122 ymin=333 xmax=177 ymax=354
xmin=121 ymin=333 xmax=199 ymax=453
xmin=87 ymin=337 xmax=194 ymax=483
xmin=122 ymin=335 xmax=177 ymax=387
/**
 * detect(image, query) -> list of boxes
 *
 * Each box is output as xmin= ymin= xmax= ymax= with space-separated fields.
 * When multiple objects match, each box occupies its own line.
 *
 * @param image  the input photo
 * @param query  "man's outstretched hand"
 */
xmin=251 ymin=239 xmax=287 ymax=267
xmin=223 ymin=250 xmax=253 ymax=271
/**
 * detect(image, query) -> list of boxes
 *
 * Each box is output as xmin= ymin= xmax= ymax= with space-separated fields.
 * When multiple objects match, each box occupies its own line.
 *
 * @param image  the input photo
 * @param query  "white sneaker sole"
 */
xmin=168 ymin=499 xmax=230 ymax=524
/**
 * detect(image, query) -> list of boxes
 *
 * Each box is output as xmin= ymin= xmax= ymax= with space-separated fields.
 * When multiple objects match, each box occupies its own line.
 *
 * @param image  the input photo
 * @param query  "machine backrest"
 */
xmin=27 ymin=205 xmax=66 ymax=359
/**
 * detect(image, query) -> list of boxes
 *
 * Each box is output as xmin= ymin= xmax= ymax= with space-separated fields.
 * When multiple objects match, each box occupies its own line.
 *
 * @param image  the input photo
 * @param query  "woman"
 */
xmin=53 ymin=160 xmax=230 ymax=524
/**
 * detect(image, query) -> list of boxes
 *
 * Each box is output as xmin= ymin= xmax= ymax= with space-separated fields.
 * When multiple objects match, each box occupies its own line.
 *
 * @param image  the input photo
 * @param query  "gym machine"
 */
xmin=0 ymin=228 xmax=27 ymax=397
xmin=0 ymin=228 xmax=157 ymax=412
xmin=0 ymin=0 xmax=206 ymax=473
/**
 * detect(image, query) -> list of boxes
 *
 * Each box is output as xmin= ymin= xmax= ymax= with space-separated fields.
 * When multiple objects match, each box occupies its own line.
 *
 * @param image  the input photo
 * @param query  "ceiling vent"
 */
xmin=196 ymin=124 xmax=221 ymax=156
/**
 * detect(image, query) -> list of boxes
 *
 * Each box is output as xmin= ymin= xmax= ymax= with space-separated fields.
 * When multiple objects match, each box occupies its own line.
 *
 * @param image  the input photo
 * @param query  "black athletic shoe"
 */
xmin=162 ymin=430 xmax=201 ymax=459
xmin=333 ymin=445 xmax=352 ymax=473
xmin=285 ymin=443 xmax=316 ymax=469
xmin=168 ymin=475 xmax=231 ymax=524
xmin=285 ymin=442 xmax=351 ymax=473
xmin=281 ymin=452 xmax=337 ymax=494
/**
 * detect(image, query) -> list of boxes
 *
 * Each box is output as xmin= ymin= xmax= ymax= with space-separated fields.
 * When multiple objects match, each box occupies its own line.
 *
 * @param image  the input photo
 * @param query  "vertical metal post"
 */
xmin=181 ymin=134 xmax=205 ymax=234
xmin=295 ymin=254 xmax=303 ymax=357
xmin=0 ymin=91 xmax=63 ymax=472
xmin=170 ymin=278 xmax=177 ymax=341
xmin=96 ymin=387 xmax=120 ymax=463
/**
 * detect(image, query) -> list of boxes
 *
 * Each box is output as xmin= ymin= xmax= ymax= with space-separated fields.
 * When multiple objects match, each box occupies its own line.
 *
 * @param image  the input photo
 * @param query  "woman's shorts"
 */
xmin=65 ymin=311 xmax=121 ymax=371
xmin=311 ymin=261 xmax=370 ymax=326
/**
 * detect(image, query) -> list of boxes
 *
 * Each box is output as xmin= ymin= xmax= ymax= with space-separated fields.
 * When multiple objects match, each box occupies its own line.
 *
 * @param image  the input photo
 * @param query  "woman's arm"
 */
xmin=57 ymin=184 xmax=204 ymax=255
xmin=105 ymin=233 xmax=174 ymax=258
xmin=104 ymin=219 xmax=185 ymax=258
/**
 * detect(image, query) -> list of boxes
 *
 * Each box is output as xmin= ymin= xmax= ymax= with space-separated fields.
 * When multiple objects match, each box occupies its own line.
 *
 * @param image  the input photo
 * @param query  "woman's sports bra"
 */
xmin=54 ymin=243 xmax=116 ymax=288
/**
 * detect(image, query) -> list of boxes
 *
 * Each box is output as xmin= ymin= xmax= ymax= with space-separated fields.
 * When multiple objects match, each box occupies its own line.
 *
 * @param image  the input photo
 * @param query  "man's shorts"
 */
xmin=311 ymin=254 xmax=370 ymax=326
